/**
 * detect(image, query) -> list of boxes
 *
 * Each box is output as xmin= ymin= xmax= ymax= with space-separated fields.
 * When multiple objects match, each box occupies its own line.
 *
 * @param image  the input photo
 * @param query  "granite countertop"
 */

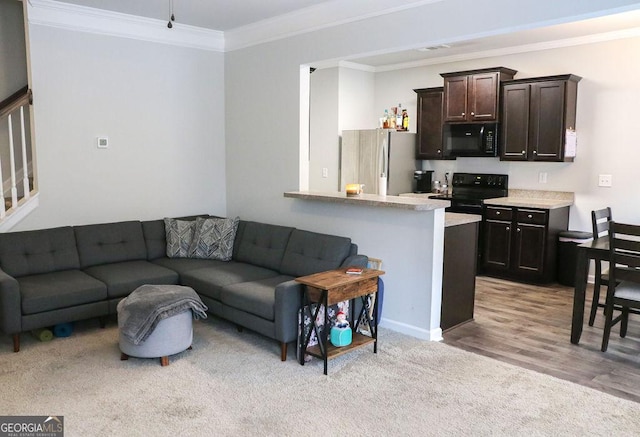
xmin=445 ymin=212 xmax=481 ymax=227
xmin=284 ymin=191 xmax=450 ymax=211
xmin=483 ymin=189 xmax=575 ymax=209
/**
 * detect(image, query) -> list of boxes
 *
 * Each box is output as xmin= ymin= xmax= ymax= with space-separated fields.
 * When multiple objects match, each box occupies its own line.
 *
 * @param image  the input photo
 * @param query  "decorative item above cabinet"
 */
xmin=500 ymin=74 xmax=581 ymax=162
xmin=440 ymin=67 xmax=517 ymax=123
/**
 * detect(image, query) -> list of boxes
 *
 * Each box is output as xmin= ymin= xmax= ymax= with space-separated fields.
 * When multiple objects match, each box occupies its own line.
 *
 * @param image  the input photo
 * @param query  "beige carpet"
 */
xmin=1 ymin=317 xmax=638 ymax=436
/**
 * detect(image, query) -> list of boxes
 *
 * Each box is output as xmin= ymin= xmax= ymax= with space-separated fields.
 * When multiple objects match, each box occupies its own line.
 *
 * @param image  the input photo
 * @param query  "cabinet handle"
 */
xmin=496 ymin=211 xmax=500 ymax=215
xmin=437 ymin=149 xmax=441 ymax=153
xmin=533 ymin=150 xmax=537 ymax=155
xmin=461 ymin=112 xmax=465 ymax=116
xmin=517 ymin=228 xmax=521 ymax=232
xmin=527 ymin=214 xmax=533 ymax=218
xmin=506 ymin=226 xmax=510 ymax=231
xmin=521 ymin=150 xmax=526 ymax=155
xmin=470 ymin=112 xmax=475 ymax=116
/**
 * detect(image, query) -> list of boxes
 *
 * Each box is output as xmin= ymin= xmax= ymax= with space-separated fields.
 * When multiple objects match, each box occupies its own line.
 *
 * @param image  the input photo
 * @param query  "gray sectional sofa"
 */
xmin=0 ymin=216 xmax=367 ymax=360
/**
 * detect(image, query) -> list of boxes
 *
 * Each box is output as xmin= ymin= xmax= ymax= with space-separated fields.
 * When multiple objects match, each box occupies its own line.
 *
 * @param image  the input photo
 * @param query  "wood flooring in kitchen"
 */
xmin=443 ymin=275 xmax=640 ymax=403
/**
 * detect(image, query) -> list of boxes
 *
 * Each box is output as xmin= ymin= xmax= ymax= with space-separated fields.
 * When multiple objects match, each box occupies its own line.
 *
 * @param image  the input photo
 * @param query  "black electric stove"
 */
xmin=429 ymin=173 xmax=508 ymax=215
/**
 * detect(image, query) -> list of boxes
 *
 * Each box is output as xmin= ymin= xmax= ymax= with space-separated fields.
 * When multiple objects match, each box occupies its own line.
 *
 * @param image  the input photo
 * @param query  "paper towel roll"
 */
xmin=32 ymin=328 xmax=53 ymax=342
xmin=379 ymin=176 xmax=387 ymax=196
xmin=53 ymin=322 xmax=73 ymax=338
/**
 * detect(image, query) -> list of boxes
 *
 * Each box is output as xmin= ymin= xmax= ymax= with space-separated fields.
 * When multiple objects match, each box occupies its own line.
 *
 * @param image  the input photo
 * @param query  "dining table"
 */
xmin=571 ymin=236 xmax=609 ymax=344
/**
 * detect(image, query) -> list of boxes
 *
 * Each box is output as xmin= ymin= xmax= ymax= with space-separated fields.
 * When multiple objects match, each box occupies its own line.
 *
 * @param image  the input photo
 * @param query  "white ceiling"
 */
xmin=50 ymin=0 xmax=640 ymax=68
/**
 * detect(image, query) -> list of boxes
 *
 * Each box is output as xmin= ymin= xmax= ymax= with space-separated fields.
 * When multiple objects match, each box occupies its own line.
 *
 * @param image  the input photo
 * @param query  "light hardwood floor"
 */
xmin=443 ymin=276 xmax=640 ymax=403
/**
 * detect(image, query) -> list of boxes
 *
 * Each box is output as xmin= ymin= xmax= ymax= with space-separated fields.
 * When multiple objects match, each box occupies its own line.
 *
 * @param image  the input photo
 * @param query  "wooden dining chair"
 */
xmin=601 ymin=221 xmax=640 ymax=352
xmin=588 ymin=207 xmax=612 ymax=326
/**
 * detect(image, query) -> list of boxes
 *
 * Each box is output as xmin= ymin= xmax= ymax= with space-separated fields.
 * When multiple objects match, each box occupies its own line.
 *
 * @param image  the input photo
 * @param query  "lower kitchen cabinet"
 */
xmin=482 ymin=205 xmax=569 ymax=283
xmin=442 ymin=220 xmax=478 ymax=331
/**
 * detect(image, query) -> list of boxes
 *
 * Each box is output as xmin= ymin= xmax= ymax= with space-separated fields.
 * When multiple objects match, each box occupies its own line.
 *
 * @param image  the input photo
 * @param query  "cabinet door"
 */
xmin=513 ymin=223 xmax=546 ymax=275
xmin=443 ymin=76 xmax=468 ymax=122
xmin=500 ymin=83 xmax=530 ymax=160
xmin=530 ymin=80 xmax=566 ymax=161
xmin=416 ymin=88 xmax=444 ymax=159
xmin=483 ymin=220 xmax=512 ymax=271
xmin=469 ymin=72 xmax=499 ymax=121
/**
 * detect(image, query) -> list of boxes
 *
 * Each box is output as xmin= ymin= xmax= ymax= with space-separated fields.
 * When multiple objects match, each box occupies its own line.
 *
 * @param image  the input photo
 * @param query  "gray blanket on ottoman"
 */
xmin=118 ymin=284 xmax=208 ymax=345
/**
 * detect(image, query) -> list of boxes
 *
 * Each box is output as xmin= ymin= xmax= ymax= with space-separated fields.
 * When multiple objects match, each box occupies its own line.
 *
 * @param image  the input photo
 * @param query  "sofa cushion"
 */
xmin=75 ymin=221 xmax=147 ymax=269
xmin=0 ymin=227 xmax=80 ymax=277
xmin=164 ymin=218 xmax=196 ymax=258
xmin=234 ymin=221 xmax=294 ymax=271
xmin=19 ymin=270 xmax=107 ymax=315
xmin=151 ymin=257 xmax=223 ymax=277
xmin=83 ymin=260 xmax=179 ymax=298
xmin=142 ymin=219 xmax=167 ymax=260
xmin=280 ymin=229 xmax=352 ymax=277
xmin=220 ymin=275 xmax=295 ymax=321
xmin=188 ymin=216 xmax=239 ymax=261
xmin=180 ymin=262 xmax=280 ymax=301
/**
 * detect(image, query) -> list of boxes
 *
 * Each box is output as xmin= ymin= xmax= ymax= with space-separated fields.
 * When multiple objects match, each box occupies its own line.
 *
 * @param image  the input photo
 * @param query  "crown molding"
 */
xmin=26 ymin=0 xmax=224 ymax=52
xmin=224 ymin=0 xmax=444 ymax=52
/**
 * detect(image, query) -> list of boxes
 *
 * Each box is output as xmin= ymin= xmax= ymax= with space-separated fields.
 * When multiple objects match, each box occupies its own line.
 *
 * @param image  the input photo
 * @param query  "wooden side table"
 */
xmin=296 ymin=267 xmax=385 ymax=375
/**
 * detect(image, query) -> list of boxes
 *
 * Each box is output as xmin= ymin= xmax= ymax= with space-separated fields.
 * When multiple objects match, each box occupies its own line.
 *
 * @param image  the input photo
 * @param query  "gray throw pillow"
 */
xmin=164 ymin=218 xmax=196 ymax=258
xmin=188 ymin=216 xmax=239 ymax=261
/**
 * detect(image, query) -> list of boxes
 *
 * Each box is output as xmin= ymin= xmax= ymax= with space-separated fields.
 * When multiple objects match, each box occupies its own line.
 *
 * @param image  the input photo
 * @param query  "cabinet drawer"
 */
xmin=516 ymin=209 xmax=547 ymax=225
xmin=485 ymin=207 xmax=512 ymax=221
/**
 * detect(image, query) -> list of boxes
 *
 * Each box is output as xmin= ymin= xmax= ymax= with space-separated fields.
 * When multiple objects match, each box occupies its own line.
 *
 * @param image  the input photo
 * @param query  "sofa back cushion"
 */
xmin=0 ymin=227 xmax=80 ymax=277
xmin=234 ymin=221 xmax=294 ymax=271
xmin=141 ymin=219 xmax=166 ymax=260
xmin=280 ymin=229 xmax=352 ymax=277
xmin=74 ymin=221 xmax=147 ymax=268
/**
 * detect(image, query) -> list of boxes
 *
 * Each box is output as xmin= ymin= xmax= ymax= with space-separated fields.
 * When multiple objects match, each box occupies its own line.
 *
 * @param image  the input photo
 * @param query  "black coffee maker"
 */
xmin=413 ymin=170 xmax=433 ymax=193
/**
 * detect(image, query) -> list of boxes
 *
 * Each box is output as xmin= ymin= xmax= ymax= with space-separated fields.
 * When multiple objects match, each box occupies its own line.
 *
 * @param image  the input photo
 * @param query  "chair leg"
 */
xmin=120 ymin=352 xmax=129 ymax=361
xmin=620 ymin=308 xmax=629 ymax=338
xmin=601 ymin=298 xmax=615 ymax=352
xmin=160 ymin=356 xmax=169 ymax=366
xmin=280 ymin=342 xmax=287 ymax=361
xmin=588 ymin=278 xmax=602 ymax=326
xmin=12 ymin=334 xmax=20 ymax=353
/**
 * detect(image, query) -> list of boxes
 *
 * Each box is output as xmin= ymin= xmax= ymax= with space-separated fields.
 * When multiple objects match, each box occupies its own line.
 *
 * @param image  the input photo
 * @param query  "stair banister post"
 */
xmin=7 ymin=113 xmax=17 ymax=209
xmin=19 ymin=106 xmax=29 ymax=200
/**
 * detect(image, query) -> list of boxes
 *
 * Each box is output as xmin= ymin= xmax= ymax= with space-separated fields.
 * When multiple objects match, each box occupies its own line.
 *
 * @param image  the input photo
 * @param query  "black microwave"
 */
xmin=442 ymin=123 xmax=498 ymax=157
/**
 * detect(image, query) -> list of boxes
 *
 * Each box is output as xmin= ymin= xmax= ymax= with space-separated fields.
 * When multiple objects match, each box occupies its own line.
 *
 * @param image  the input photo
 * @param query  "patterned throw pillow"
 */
xmin=188 ymin=216 xmax=240 ymax=261
xmin=164 ymin=218 xmax=196 ymax=258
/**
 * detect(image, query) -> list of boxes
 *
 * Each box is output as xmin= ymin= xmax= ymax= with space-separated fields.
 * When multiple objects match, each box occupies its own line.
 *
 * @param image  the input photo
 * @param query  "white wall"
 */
xmin=226 ymin=0 xmax=640 ymax=338
xmin=0 ymin=0 xmax=27 ymax=98
xmin=16 ymin=24 xmax=227 ymax=230
xmin=309 ymin=67 xmax=339 ymax=191
xmin=373 ymin=37 xmax=640 ymax=232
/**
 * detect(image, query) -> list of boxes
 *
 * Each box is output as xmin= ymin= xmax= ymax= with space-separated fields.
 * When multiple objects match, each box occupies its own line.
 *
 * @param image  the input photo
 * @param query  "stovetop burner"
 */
xmin=429 ymin=173 xmax=508 ymax=214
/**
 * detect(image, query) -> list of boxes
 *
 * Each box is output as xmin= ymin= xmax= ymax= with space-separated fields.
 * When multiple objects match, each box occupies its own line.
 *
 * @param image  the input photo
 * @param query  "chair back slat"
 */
xmin=592 ymin=207 xmax=612 ymax=239
xmin=609 ymin=221 xmax=640 ymax=283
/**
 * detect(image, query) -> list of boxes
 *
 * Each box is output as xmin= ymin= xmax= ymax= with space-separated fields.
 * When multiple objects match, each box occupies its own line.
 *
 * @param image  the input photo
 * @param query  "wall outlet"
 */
xmin=97 ymin=137 xmax=109 ymax=149
xmin=322 ymin=167 xmax=328 ymax=178
xmin=538 ymin=172 xmax=547 ymax=183
xmin=598 ymin=174 xmax=612 ymax=187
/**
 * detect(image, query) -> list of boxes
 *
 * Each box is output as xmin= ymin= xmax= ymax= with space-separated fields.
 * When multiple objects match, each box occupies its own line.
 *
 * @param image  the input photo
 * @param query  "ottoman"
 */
xmin=117 ymin=284 xmax=207 ymax=367
xmin=119 ymin=310 xmax=193 ymax=366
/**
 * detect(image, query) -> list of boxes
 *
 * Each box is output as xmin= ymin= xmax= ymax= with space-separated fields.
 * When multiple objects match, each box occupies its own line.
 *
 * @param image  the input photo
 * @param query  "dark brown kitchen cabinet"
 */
xmin=482 ymin=205 xmax=569 ymax=283
xmin=500 ymin=74 xmax=581 ymax=162
xmin=441 ymin=67 xmax=516 ymax=123
xmin=414 ymin=87 xmax=449 ymax=160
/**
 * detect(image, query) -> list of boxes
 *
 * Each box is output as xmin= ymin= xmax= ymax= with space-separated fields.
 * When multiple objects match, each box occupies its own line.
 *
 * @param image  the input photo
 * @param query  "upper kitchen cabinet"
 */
xmin=414 ymin=87 xmax=450 ymax=160
xmin=500 ymin=74 xmax=581 ymax=162
xmin=441 ymin=67 xmax=517 ymax=123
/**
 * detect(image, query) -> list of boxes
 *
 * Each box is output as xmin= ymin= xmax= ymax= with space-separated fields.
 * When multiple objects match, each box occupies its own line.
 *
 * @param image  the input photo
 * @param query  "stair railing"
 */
xmin=0 ymin=86 xmax=35 ymax=219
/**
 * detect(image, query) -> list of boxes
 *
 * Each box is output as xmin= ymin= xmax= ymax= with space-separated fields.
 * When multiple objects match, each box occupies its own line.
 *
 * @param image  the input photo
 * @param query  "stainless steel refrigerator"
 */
xmin=340 ymin=129 xmax=418 ymax=195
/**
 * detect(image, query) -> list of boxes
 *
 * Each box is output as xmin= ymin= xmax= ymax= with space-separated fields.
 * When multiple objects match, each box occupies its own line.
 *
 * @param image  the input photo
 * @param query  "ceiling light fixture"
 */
xmin=167 ymin=0 xmax=175 ymax=29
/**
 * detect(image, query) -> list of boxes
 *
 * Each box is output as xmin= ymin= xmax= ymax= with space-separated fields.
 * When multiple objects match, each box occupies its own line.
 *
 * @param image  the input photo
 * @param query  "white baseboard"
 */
xmin=380 ymin=317 xmax=442 ymax=342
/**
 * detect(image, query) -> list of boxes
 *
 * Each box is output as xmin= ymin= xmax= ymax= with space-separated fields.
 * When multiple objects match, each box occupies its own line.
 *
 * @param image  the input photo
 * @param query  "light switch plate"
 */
xmin=322 ymin=168 xmax=328 ymax=178
xmin=97 ymin=137 xmax=109 ymax=149
xmin=598 ymin=174 xmax=612 ymax=187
